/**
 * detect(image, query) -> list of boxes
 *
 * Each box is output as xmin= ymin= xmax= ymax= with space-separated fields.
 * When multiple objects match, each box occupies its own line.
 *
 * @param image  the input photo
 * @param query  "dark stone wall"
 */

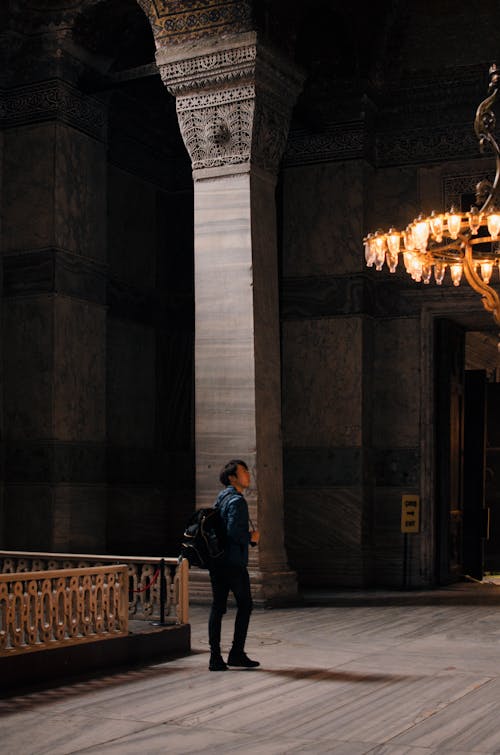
xmin=279 ymin=0 xmax=500 ymax=587
xmin=0 ymin=8 xmax=195 ymax=557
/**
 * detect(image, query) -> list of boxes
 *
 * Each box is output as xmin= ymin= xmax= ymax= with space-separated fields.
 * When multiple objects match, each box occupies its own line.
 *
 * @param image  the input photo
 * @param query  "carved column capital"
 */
xmin=156 ymin=32 xmax=304 ymax=178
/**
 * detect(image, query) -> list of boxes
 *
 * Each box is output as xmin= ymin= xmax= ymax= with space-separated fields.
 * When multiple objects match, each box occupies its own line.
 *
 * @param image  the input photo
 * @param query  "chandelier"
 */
xmin=363 ymin=64 xmax=500 ymax=338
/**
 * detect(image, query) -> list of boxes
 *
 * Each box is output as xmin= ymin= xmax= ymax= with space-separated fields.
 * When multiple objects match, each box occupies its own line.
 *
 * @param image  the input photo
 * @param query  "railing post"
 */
xmin=159 ymin=558 xmax=166 ymax=625
xmin=179 ymin=557 xmax=189 ymax=624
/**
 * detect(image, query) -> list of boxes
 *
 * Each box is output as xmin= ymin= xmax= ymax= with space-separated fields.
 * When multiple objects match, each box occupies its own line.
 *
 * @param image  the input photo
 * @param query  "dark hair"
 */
xmin=219 ymin=459 xmax=248 ymax=486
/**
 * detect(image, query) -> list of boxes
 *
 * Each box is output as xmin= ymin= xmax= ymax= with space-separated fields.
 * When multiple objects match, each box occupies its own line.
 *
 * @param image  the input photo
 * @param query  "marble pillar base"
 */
xmin=187 ymin=566 xmax=299 ymax=607
xmin=249 ymin=568 xmax=299 ymax=607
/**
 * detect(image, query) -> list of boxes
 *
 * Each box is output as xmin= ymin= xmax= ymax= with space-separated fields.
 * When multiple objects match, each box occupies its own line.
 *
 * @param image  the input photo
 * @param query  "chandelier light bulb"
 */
xmin=374 ymin=232 xmax=386 ymax=271
xmin=411 ymin=256 xmax=423 ymax=281
xmin=403 ymin=251 xmax=414 ymax=273
xmin=403 ymin=226 xmax=415 ymax=252
xmin=434 ymin=261 xmax=446 ymax=285
xmin=422 ymin=263 xmax=432 ymax=284
xmin=413 ymin=214 xmax=430 ymax=251
xmin=429 ymin=211 xmax=444 ymax=242
xmin=480 ymin=260 xmax=493 ymax=283
xmin=450 ymin=262 xmax=463 ymax=286
xmin=386 ymin=251 xmax=398 ymax=273
xmin=386 ymin=228 xmax=401 ymax=256
xmin=468 ymin=206 xmax=482 ymax=235
xmin=446 ymin=207 xmax=462 ymax=240
xmin=364 ymin=235 xmax=376 ymax=267
xmin=487 ymin=212 xmax=500 ymax=240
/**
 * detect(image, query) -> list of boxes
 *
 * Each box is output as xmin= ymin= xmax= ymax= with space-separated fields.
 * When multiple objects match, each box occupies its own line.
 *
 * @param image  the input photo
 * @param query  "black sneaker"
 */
xmin=227 ymin=652 xmax=260 ymax=668
xmin=209 ymin=654 xmax=228 ymax=671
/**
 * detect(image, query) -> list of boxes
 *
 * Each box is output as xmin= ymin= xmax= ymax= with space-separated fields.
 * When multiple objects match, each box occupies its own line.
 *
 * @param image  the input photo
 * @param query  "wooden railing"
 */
xmin=0 ymin=564 xmax=128 ymax=656
xmin=0 ymin=551 xmax=189 ymax=626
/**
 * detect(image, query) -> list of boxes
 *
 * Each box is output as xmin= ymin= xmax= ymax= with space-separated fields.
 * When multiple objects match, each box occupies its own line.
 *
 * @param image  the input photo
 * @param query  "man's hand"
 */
xmin=250 ymin=530 xmax=260 ymax=546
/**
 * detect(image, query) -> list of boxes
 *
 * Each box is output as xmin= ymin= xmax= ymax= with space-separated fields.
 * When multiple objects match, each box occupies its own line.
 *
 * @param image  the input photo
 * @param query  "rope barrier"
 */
xmin=131 ymin=567 xmax=160 ymax=593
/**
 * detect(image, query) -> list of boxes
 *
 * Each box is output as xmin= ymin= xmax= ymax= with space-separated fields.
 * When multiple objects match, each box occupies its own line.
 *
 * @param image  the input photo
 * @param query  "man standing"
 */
xmin=208 ymin=459 xmax=260 ymax=671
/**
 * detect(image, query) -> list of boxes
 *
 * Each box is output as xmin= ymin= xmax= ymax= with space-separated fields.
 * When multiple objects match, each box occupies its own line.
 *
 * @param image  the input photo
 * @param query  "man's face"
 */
xmin=230 ymin=464 xmax=251 ymax=491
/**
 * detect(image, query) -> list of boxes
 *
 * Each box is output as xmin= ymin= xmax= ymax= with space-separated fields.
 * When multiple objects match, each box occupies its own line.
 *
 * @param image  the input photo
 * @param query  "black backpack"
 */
xmin=180 ymin=507 xmax=227 ymax=569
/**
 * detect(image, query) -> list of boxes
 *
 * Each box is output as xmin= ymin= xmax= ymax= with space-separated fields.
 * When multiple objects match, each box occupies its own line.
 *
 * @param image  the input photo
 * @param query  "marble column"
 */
xmin=157 ymin=32 xmax=303 ymax=603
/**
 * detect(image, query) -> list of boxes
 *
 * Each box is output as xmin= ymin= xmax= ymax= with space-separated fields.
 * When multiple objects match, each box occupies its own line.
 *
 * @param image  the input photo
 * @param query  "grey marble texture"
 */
xmin=4 ymin=593 xmax=500 ymax=753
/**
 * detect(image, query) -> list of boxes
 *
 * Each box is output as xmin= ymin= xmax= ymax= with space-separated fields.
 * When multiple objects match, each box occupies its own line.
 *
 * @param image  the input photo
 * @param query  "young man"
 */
xmin=208 ymin=459 xmax=260 ymax=671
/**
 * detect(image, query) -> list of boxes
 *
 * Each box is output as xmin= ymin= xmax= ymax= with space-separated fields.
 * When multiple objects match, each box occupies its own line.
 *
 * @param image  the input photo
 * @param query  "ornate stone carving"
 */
xmin=285 ymin=123 xmax=367 ymax=166
xmin=0 ymin=79 xmax=106 ymax=140
xmin=377 ymin=124 xmax=479 ymax=166
xmin=444 ymin=172 xmax=495 ymax=209
xmin=176 ymin=86 xmax=254 ymax=169
xmin=137 ymin=0 xmax=252 ymax=45
xmin=157 ymin=34 xmax=304 ymax=175
xmin=159 ymin=44 xmax=258 ymax=95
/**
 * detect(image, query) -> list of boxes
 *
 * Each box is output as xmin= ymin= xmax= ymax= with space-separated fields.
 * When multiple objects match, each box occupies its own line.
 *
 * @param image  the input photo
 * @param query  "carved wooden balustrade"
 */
xmin=0 ymin=552 xmax=189 ymax=626
xmin=0 ymin=564 xmax=128 ymax=656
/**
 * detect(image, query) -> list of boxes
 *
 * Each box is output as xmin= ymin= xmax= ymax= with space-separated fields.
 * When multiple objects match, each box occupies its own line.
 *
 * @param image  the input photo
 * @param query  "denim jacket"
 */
xmin=214 ymin=485 xmax=250 ymax=566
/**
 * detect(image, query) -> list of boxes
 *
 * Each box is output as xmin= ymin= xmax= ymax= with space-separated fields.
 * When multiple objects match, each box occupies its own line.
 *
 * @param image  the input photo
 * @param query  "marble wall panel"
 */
xmin=2 ymin=123 xmax=55 ymax=252
xmin=282 ymin=161 xmax=366 ymax=277
xmin=3 ymin=296 xmax=53 ymax=441
xmin=107 ymin=318 xmax=155 ymax=447
xmin=368 ymin=165 xmax=419 ymax=234
xmin=107 ymin=486 xmax=168 ymax=555
xmin=0 ymin=128 xmax=3 ymax=543
xmin=282 ymin=317 xmax=363 ymax=447
xmin=4 ymin=486 xmax=53 ymax=550
xmin=156 ymin=187 xmax=194 ymax=295
xmin=0 ymin=493 xmax=4 ymax=546
xmin=396 ymin=3 xmax=500 ymax=70
xmin=5 ymin=441 xmax=106 ymax=484
xmin=373 ymin=317 xmax=420 ymax=448
xmin=54 ymin=297 xmax=106 ymax=442
xmin=52 ymin=485 xmax=107 ymax=552
xmin=107 ymin=165 xmax=157 ymax=288
xmin=157 ymin=328 xmax=194 ymax=452
xmin=284 ymin=447 xmax=363 ymax=488
xmin=284 ymin=486 xmax=367 ymax=587
xmin=251 ymin=171 xmax=287 ymax=569
xmin=54 ymin=123 xmax=106 ymax=262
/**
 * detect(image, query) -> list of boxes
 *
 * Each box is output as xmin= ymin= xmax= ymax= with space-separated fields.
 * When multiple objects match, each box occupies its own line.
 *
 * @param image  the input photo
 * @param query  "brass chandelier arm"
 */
xmin=463 ymin=245 xmax=500 ymax=327
xmin=474 ymin=66 xmax=500 ymax=214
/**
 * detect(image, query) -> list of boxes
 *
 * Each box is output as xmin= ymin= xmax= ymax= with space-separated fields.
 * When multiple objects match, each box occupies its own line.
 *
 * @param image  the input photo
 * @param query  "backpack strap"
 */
xmin=215 ymin=489 xmax=255 ymax=531
xmin=214 ymin=488 xmax=239 ymax=510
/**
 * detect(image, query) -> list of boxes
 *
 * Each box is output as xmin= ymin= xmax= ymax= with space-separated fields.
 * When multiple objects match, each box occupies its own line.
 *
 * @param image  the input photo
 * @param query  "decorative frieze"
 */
xmin=0 ymin=80 xmax=106 ymax=141
xmin=285 ymin=122 xmax=368 ymax=166
xmin=285 ymin=121 xmax=480 ymax=168
xmin=138 ymin=0 xmax=252 ymax=45
xmin=443 ymin=172 xmax=495 ymax=209
xmin=160 ymin=44 xmax=258 ymax=95
xmin=377 ymin=123 xmax=479 ymax=166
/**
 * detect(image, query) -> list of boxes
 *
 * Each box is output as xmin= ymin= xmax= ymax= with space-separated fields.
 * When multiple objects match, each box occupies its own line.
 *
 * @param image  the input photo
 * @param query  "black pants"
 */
xmin=208 ymin=563 xmax=253 ymax=655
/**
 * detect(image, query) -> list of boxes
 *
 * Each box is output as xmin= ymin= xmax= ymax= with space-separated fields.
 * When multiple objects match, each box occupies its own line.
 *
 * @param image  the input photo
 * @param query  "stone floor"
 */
xmin=4 ymin=583 xmax=500 ymax=754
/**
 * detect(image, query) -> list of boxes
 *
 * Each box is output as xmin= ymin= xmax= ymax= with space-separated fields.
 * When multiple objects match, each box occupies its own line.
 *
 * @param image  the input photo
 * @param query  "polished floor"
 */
xmin=3 ymin=586 xmax=500 ymax=754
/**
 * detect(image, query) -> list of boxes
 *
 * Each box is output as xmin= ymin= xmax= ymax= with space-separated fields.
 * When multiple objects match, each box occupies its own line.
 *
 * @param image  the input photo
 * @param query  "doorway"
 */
xmin=434 ymin=320 xmax=500 ymax=584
